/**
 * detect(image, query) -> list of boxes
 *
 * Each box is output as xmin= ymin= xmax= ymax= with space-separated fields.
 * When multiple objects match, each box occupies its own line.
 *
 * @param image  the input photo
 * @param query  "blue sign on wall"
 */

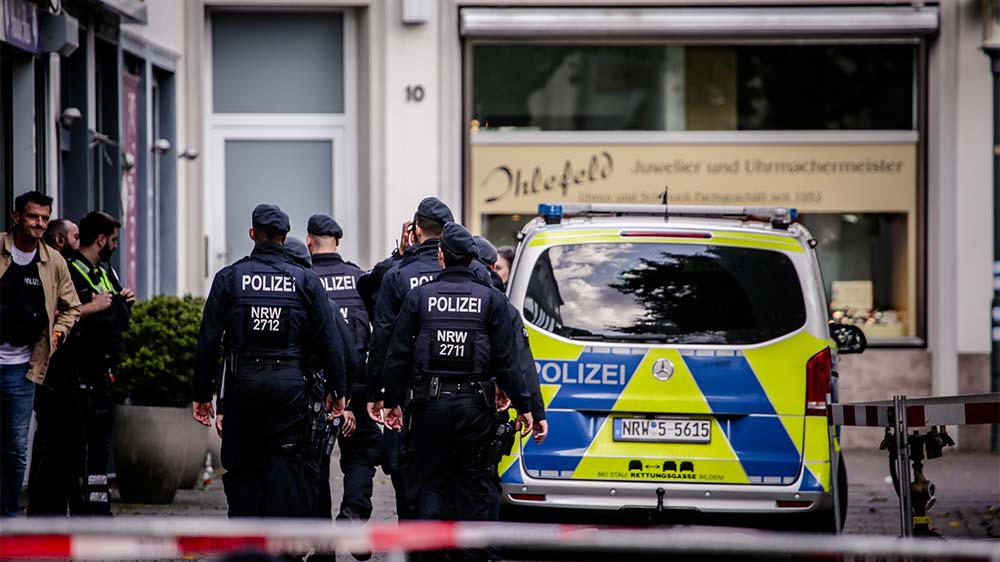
xmin=2 ymin=0 xmax=39 ymax=54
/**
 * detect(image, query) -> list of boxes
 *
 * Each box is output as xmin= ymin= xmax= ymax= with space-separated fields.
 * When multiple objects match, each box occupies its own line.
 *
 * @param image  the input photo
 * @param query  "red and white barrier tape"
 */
xmin=828 ymin=392 xmax=1000 ymax=428
xmin=2 ymin=518 xmax=999 ymax=561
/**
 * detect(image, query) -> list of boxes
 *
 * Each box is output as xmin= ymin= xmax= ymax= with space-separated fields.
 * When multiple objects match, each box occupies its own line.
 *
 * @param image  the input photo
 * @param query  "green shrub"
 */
xmin=118 ymin=295 xmax=205 ymax=408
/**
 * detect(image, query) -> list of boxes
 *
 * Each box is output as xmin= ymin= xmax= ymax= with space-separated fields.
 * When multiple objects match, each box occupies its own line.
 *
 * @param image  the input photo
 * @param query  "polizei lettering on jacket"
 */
xmin=427 ymin=296 xmax=483 ymax=314
xmin=409 ymin=275 xmax=435 ymax=289
xmin=536 ymin=361 xmax=628 ymax=386
xmin=321 ymin=275 xmax=356 ymax=291
xmin=241 ymin=274 xmax=296 ymax=292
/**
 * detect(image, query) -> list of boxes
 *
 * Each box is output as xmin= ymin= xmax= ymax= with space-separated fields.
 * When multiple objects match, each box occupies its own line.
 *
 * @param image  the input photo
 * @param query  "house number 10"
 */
xmin=406 ymin=85 xmax=425 ymax=102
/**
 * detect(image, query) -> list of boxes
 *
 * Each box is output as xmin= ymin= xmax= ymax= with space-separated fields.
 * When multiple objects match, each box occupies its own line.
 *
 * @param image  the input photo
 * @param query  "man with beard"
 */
xmin=43 ymin=219 xmax=80 ymax=259
xmin=0 ymin=191 xmax=80 ymax=517
xmin=28 ymin=211 xmax=134 ymax=516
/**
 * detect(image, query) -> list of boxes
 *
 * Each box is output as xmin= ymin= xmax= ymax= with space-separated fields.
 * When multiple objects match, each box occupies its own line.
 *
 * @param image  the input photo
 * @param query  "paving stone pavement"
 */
xmin=101 ymin=448 xmax=997 ymax=560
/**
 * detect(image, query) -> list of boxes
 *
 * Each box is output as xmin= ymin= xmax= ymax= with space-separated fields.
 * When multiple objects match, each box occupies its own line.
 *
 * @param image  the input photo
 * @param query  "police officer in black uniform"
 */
xmin=364 ymin=197 xmax=454 ymax=518
xmin=382 ymin=223 xmax=532 ymax=561
xmin=306 ymin=214 xmax=389 ymax=527
xmin=471 ymin=236 xmax=547 ymax=444
xmin=28 ymin=211 xmax=133 ymax=516
xmin=192 ymin=204 xmax=347 ymax=518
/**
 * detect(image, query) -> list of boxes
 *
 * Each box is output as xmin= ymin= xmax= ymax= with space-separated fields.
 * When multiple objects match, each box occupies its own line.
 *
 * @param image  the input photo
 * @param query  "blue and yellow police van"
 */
xmin=500 ymin=203 xmax=866 ymax=531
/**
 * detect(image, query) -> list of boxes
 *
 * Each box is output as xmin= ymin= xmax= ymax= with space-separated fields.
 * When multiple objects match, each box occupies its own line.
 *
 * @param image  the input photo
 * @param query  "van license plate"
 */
xmin=613 ymin=418 xmax=711 ymax=443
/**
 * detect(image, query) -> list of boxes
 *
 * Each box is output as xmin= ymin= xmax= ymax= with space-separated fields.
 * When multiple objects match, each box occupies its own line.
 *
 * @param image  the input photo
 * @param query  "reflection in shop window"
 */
xmin=799 ymin=213 xmax=912 ymax=341
xmin=472 ymin=44 xmax=916 ymax=131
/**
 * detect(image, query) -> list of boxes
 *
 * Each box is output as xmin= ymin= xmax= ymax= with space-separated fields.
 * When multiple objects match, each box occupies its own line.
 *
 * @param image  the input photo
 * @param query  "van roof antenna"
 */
xmin=661 ymin=185 xmax=669 ymax=222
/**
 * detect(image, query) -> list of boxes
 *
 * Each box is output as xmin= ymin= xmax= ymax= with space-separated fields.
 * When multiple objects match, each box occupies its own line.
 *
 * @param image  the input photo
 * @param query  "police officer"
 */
xmin=192 ymin=204 xmax=347 ymax=518
xmin=29 ymin=211 xmax=133 ymax=516
xmin=364 ymin=197 xmax=455 ymax=518
xmin=306 ymin=214 xmax=389 ymax=527
xmin=382 ymin=223 xmax=531 ymax=559
xmin=471 ymin=235 xmax=547 ymax=445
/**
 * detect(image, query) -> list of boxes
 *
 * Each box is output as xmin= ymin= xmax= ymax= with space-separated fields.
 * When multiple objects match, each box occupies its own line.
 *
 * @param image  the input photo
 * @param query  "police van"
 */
xmin=499 ymin=203 xmax=866 ymax=531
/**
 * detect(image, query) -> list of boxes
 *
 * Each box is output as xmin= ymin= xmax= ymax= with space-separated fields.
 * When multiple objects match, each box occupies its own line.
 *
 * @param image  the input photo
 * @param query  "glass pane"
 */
xmin=212 ymin=12 xmax=344 ymax=113
xmin=481 ymin=213 xmax=533 ymax=248
xmin=522 ymin=243 xmax=806 ymax=344
xmin=799 ymin=212 xmax=911 ymax=340
xmin=472 ymin=44 xmax=915 ymax=131
xmin=224 ymin=140 xmax=333 ymax=261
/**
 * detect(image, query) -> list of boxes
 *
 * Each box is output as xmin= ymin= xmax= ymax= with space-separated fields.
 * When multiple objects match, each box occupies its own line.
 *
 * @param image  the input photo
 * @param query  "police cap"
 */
xmin=414 ymin=197 xmax=454 ymax=226
xmin=473 ymin=235 xmax=498 ymax=266
xmin=439 ymin=222 xmax=479 ymax=259
xmin=284 ymin=236 xmax=312 ymax=268
xmin=251 ymin=204 xmax=290 ymax=234
xmin=307 ymin=214 xmax=343 ymax=239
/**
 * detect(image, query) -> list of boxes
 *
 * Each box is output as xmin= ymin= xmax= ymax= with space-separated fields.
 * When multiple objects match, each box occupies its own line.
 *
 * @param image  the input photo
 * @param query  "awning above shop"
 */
xmin=459 ymin=6 xmax=939 ymax=39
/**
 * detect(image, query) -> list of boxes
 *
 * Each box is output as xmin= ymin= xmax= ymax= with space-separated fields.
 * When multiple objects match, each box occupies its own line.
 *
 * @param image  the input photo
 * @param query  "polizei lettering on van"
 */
xmin=241 ymin=274 xmax=296 ymax=293
xmin=427 ymin=296 xmax=482 ymax=314
xmin=537 ymin=361 xmax=628 ymax=385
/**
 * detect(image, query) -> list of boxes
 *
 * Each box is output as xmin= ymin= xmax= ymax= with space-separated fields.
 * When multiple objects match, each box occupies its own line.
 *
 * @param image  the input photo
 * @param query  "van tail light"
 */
xmin=806 ymin=347 xmax=832 ymax=416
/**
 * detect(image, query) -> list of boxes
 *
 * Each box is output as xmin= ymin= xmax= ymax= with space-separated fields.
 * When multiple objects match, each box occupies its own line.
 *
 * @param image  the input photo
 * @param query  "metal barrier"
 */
xmin=2 ymin=517 xmax=999 ymax=561
xmin=827 ymin=392 xmax=1000 ymax=538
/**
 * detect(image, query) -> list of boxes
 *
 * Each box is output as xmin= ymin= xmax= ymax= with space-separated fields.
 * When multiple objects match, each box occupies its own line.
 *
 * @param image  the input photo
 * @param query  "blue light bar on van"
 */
xmin=539 ymin=203 xmax=563 ymax=225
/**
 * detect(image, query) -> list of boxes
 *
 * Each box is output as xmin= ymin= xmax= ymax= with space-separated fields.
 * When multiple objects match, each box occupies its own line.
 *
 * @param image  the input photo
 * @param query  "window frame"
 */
xmin=463 ymin=36 xmax=928 ymax=347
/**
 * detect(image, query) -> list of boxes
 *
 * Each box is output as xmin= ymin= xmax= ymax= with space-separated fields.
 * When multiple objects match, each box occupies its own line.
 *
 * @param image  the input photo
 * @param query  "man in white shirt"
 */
xmin=0 ymin=191 xmax=80 ymax=517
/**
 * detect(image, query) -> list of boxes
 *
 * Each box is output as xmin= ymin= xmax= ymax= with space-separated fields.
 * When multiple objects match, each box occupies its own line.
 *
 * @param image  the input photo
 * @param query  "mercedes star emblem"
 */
xmin=652 ymin=358 xmax=674 ymax=381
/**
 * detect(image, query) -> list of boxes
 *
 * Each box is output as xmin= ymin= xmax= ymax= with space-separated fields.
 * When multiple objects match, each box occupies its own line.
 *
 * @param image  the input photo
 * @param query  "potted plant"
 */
xmin=114 ymin=295 xmax=211 ymax=503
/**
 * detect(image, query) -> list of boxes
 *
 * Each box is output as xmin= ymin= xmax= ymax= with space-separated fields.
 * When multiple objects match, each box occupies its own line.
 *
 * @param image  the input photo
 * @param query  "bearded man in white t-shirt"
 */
xmin=0 ymin=191 xmax=80 ymax=517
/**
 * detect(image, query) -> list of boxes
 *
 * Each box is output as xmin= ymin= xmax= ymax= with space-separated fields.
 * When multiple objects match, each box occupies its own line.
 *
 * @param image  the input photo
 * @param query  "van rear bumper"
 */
xmin=501 ymin=470 xmax=833 ymax=514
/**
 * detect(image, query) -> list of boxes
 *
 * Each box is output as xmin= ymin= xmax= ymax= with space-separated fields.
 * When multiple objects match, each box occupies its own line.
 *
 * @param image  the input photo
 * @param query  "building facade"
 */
xmin=3 ymin=0 xmax=994 ymax=448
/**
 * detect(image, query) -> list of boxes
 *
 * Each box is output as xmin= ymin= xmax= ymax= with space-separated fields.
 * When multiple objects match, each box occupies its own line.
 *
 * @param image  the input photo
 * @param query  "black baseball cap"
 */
xmin=284 ymin=236 xmax=312 ymax=268
xmin=414 ymin=197 xmax=454 ymax=226
xmin=251 ymin=204 xmax=290 ymax=233
xmin=473 ymin=235 xmax=498 ymax=266
xmin=440 ymin=222 xmax=479 ymax=259
xmin=307 ymin=214 xmax=343 ymax=239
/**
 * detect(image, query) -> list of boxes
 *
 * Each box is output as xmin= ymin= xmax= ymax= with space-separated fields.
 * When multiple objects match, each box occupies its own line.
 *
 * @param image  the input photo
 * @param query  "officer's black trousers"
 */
xmin=334 ymin=398 xmax=408 ymax=521
xmin=28 ymin=380 xmax=113 ymax=516
xmin=221 ymin=364 xmax=318 ymax=518
xmin=405 ymin=393 xmax=493 ymax=562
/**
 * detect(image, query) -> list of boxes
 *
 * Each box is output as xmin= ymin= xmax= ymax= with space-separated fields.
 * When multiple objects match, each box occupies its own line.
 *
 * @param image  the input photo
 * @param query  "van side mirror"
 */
xmin=829 ymin=323 xmax=866 ymax=354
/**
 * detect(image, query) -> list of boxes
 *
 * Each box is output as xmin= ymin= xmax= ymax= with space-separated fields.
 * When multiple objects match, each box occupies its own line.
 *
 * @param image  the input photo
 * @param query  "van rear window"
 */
xmin=522 ymin=243 xmax=806 ymax=345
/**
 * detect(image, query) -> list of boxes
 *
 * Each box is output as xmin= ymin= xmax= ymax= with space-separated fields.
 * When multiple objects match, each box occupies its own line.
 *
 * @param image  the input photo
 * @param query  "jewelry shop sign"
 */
xmin=470 ymin=141 xmax=917 ymax=218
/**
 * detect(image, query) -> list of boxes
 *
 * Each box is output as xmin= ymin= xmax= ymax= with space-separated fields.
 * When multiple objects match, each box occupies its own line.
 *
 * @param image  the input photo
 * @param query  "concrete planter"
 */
xmin=113 ymin=405 xmax=204 ymax=503
xmin=177 ymin=422 xmax=212 ymax=489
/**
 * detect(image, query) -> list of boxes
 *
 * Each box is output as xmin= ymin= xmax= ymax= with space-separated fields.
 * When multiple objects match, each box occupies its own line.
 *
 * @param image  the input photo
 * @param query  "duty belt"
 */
xmin=238 ymin=356 xmax=301 ymax=368
xmin=436 ymin=380 xmax=482 ymax=396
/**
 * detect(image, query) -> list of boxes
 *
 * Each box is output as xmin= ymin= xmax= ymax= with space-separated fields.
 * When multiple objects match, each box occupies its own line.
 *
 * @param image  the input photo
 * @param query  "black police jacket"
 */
xmin=192 ymin=243 xmax=347 ymax=403
xmin=470 ymin=259 xmax=546 ymax=421
xmin=365 ymin=238 xmax=442 ymax=401
xmin=288 ymin=251 xmax=361 ymax=397
xmin=381 ymin=266 xmax=529 ymax=412
xmin=356 ymin=249 xmax=403 ymax=318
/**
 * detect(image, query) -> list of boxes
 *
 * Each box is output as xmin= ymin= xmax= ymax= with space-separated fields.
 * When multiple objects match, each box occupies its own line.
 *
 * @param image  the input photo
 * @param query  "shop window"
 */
xmin=472 ymin=44 xmax=916 ymax=132
xmin=800 ymin=213 xmax=913 ymax=340
xmin=468 ymin=41 xmax=922 ymax=345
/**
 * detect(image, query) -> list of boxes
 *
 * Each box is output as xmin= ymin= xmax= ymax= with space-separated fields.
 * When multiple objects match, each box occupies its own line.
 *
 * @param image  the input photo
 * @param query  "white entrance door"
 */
xmin=204 ymin=10 xmax=356 ymax=284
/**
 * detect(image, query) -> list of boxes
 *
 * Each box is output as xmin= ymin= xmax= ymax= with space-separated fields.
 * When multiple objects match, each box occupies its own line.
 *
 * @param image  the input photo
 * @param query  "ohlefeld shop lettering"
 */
xmin=481 ymin=152 xmax=613 ymax=204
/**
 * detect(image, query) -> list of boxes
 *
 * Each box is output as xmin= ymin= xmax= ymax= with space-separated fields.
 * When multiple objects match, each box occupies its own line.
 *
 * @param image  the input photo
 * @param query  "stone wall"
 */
xmin=837 ymin=350 xmax=931 ymax=450
xmin=835 ymin=350 xmax=993 ymax=450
